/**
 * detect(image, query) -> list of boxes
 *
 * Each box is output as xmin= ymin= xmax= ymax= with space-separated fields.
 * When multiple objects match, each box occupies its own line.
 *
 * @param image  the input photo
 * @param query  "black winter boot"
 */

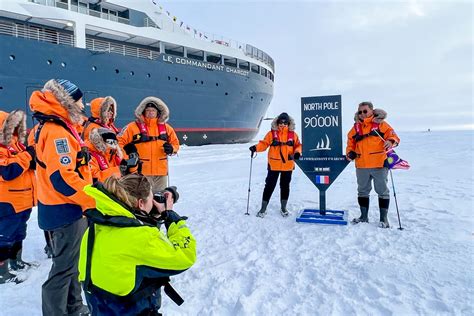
xmin=0 ymin=260 xmax=22 ymax=284
xmin=280 ymin=200 xmax=289 ymax=217
xmin=256 ymin=200 xmax=269 ymax=218
xmin=352 ymin=197 xmax=369 ymax=224
xmin=9 ymin=245 xmax=33 ymax=272
xmin=379 ymin=198 xmax=390 ymax=228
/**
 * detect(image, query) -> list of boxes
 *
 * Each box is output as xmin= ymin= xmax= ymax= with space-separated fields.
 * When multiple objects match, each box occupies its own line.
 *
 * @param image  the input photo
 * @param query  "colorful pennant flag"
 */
xmin=386 ymin=149 xmax=410 ymax=170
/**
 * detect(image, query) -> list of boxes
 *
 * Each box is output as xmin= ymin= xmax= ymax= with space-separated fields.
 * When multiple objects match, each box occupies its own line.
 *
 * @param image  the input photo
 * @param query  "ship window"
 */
xmin=168 ymin=76 xmax=171 ymax=80
xmin=251 ymin=64 xmax=259 ymax=74
xmin=201 ymin=81 xmax=204 ymax=84
xmin=194 ymin=80 xmax=197 ymax=84
xmin=175 ymin=77 xmax=178 ymax=81
xmin=216 ymin=83 xmax=218 ymax=86
xmin=61 ymin=62 xmax=66 ymax=67
xmin=224 ymin=56 xmax=237 ymax=67
xmin=164 ymin=44 xmax=184 ymax=57
xmin=47 ymin=60 xmax=52 ymax=65
xmin=187 ymin=48 xmax=204 ymax=61
xmin=261 ymin=68 xmax=267 ymax=77
xmin=251 ymin=96 xmax=254 ymax=99
xmin=115 ymin=69 xmax=119 ymax=74
xmin=130 ymin=71 xmax=134 ymax=76
xmin=225 ymin=92 xmax=228 ymax=95
xmin=92 ymin=66 xmax=97 ymax=71
xmin=9 ymin=55 xmax=15 ymax=61
xmin=0 ymin=87 xmax=3 ymax=90
xmin=147 ymin=73 xmax=151 ymax=78
xmin=206 ymin=53 xmax=221 ymax=64
xmin=238 ymin=61 xmax=250 ymax=70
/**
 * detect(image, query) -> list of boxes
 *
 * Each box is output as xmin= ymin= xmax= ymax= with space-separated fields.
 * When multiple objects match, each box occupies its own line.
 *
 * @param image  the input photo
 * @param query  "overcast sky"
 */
xmin=160 ymin=0 xmax=473 ymax=132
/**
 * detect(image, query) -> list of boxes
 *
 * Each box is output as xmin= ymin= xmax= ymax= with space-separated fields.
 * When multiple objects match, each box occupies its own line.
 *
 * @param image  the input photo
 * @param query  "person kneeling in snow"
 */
xmin=249 ymin=112 xmax=302 ymax=218
xmin=79 ymin=174 xmax=196 ymax=315
xmin=346 ymin=101 xmax=400 ymax=228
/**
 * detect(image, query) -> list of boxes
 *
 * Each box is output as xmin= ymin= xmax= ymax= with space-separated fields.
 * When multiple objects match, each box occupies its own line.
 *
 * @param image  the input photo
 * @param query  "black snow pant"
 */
xmin=42 ymin=217 xmax=87 ymax=316
xmin=262 ymin=169 xmax=292 ymax=202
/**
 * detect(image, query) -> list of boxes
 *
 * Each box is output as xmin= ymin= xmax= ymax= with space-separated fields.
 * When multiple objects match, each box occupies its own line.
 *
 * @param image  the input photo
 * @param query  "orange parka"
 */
xmin=86 ymin=127 xmax=122 ymax=182
xmin=29 ymin=79 xmax=95 ymax=230
xmin=346 ymin=109 xmax=400 ymax=169
xmin=118 ymin=97 xmax=179 ymax=177
xmin=255 ymin=115 xmax=302 ymax=171
xmin=82 ymin=96 xmax=118 ymax=141
xmin=0 ymin=110 xmax=36 ymax=217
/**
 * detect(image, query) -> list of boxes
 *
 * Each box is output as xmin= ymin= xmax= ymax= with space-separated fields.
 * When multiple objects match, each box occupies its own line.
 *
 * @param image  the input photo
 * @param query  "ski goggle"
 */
xmin=278 ymin=120 xmax=289 ymax=125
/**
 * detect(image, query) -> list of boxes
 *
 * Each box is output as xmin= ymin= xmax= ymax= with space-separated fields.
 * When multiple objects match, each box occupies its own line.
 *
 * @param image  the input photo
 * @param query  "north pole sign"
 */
xmin=296 ymin=95 xmax=349 ymax=215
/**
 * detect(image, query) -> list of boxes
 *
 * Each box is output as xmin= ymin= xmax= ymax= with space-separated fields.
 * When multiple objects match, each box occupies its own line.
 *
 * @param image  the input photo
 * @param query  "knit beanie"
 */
xmin=55 ymin=79 xmax=83 ymax=101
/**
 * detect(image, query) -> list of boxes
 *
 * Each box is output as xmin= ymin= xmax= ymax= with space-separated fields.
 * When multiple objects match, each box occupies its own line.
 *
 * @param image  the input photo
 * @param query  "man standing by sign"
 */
xmin=346 ymin=101 xmax=400 ymax=228
xmin=249 ymin=112 xmax=302 ymax=218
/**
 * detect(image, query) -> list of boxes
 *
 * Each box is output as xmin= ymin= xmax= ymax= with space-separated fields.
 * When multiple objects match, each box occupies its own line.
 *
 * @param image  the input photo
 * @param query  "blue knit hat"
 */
xmin=55 ymin=79 xmax=83 ymax=101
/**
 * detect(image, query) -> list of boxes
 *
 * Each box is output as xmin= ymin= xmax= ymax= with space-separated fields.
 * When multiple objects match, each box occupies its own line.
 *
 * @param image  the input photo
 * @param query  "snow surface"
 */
xmin=0 ymin=130 xmax=473 ymax=315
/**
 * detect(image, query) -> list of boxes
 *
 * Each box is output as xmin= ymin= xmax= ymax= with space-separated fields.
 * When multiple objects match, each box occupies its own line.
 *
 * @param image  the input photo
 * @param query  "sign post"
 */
xmin=295 ymin=95 xmax=350 ymax=225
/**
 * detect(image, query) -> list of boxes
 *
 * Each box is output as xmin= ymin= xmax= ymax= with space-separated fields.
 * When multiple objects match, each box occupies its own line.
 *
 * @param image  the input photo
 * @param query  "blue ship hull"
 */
xmin=0 ymin=35 xmax=273 ymax=145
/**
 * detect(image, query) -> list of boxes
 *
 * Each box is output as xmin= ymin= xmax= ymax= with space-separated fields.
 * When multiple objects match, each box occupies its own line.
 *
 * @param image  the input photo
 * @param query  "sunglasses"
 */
xmin=358 ymin=109 xmax=369 ymax=115
xmin=278 ymin=121 xmax=289 ymax=125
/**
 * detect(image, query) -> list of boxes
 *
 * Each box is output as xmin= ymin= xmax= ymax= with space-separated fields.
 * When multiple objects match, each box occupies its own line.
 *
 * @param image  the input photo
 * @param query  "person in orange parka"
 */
xmin=118 ymin=96 xmax=179 ymax=193
xmin=0 ymin=110 xmax=36 ymax=284
xmin=30 ymin=79 xmax=94 ymax=316
xmin=249 ymin=112 xmax=302 ymax=218
xmin=82 ymin=96 xmax=119 ymax=141
xmin=346 ymin=101 xmax=400 ymax=228
xmin=86 ymin=127 xmax=123 ymax=183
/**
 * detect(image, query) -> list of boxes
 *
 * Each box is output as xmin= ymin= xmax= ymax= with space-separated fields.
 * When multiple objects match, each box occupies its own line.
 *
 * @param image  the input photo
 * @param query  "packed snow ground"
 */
xmin=0 ymin=131 xmax=473 ymax=315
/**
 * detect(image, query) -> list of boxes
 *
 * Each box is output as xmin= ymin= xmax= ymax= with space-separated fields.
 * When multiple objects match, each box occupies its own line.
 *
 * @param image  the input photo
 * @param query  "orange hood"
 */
xmin=90 ymin=96 xmax=117 ymax=123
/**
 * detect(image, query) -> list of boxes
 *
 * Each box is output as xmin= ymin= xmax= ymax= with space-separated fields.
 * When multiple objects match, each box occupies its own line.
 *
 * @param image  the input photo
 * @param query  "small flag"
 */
xmin=386 ymin=150 xmax=410 ymax=170
xmin=315 ymin=175 xmax=330 ymax=184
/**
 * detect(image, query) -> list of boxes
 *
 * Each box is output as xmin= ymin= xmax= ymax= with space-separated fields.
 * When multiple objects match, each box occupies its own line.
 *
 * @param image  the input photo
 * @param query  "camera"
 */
xmin=153 ymin=186 xmax=179 ymax=204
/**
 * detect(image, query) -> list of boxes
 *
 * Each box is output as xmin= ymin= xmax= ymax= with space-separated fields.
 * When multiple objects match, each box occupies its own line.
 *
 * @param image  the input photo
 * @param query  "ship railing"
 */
xmin=29 ymin=1 xmax=130 ymax=25
xmin=86 ymin=37 xmax=160 ymax=60
xmin=0 ymin=20 xmax=74 ymax=47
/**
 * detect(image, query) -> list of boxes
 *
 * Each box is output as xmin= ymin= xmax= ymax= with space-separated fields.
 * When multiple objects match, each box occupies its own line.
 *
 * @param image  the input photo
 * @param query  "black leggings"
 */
xmin=262 ymin=169 xmax=292 ymax=202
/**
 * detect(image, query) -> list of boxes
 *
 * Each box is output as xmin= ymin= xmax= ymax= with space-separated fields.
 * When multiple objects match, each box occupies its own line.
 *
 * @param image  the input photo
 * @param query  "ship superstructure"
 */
xmin=0 ymin=0 xmax=274 ymax=145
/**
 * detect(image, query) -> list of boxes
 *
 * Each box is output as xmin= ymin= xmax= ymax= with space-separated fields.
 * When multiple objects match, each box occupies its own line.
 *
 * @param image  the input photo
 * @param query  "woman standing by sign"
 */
xmin=249 ymin=112 xmax=302 ymax=218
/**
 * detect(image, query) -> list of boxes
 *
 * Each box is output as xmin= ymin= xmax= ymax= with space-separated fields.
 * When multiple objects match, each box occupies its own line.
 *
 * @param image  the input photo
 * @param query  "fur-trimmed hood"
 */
xmin=32 ymin=79 xmax=84 ymax=124
xmin=0 ymin=110 xmax=27 ymax=146
xmin=90 ymin=96 xmax=117 ymax=123
xmin=134 ymin=96 xmax=170 ymax=124
xmin=354 ymin=108 xmax=387 ymax=123
xmin=89 ymin=127 xmax=122 ymax=155
xmin=271 ymin=114 xmax=296 ymax=131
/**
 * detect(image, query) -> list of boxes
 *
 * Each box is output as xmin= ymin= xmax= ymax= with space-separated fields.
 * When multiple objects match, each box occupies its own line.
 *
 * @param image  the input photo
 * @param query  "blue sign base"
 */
xmin=296 ymin=209 xmax=348 ymax=225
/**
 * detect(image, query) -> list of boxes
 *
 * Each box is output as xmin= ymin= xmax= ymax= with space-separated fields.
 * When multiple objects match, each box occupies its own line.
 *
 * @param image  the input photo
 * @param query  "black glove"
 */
xmin=294 ymin=152 xmax=301 ymax=160
xmin=119 ymin=156 xmax=140 ymax=176
xmin=249 ymin=145 xmax=256 ymax=153
xmin=26 ymin=146 xmax=36 ymax=170
xmin=347 ymin=151 xmax=357 ymax=160
xmin=160 ymin=210 xmax=188 ymax=229
xmin=123 ymin=143 xmax=138 ymax=156
xmin=163 ymin=142 xmax=173 ymax=155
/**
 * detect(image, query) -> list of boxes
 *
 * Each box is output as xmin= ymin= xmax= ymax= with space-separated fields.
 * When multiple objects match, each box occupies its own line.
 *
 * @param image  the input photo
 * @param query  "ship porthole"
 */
xmin=115 ymin=69 xmax=120 ymax=74
xmin=251 ymin=96 xmax=254 ymax=99
xmin=0 ymin=86 xmax=3 ymax=90
xmin=147 ymin=73 xmax=151 ymax=78
xmin=225 ymin=92 xmax=228 ymax=95
xmin=130 ymin=71 xmax=135 ymax=76
xmin=168 ymin=76 xmax=171 ymax=80
xmin=92 ymin=66 xmax=97 ymax=71
xmin=194 ymin=80 xmax=197 ymax=84
xmin=201 ymin=81 xmax=204 ymax=84
xmin=216 ymin=83 xmax=219 ymax=86
xmin=175 ymin=77 xmax=178 ymax=81
xmin=9 ymin=55 xmax=15 ymax=61
xmin=47 ymin=60 xmax=52 ymax=65
xmin=61 ymin=62 xmax=66 ymax=67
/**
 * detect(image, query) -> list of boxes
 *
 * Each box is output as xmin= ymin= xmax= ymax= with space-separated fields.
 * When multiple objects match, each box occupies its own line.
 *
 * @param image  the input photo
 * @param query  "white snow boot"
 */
xmin=256 ymin=201 xmax=268 ymax=218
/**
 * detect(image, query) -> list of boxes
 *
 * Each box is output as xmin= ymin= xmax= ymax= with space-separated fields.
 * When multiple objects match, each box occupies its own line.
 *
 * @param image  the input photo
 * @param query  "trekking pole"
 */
xmin=389 ymin=169 xmax=404 ymax=230
xmin=373 ymin=130 xmax=404 ymax=230
xmin=245 ymin=152 xmax=257 ymax=215
xmin=166 ymin=156 xmax=170 ymax=187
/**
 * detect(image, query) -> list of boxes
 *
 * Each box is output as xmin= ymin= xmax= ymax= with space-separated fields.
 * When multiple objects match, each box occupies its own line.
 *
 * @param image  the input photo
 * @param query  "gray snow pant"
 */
xmin=356 ymin=167 xmax=390 ymax=199
xmin=42 ymin=217 xmax=87 ymax=316
xmin=148 ymin=175 xmax=168 ymax=194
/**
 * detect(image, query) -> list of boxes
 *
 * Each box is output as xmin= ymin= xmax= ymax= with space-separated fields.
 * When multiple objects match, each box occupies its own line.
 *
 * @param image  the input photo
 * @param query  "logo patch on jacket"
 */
xmin=60 ymin=155 xmax=72 ymax=165
xmin=55 ymin=138 xmax=70 ymax=154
